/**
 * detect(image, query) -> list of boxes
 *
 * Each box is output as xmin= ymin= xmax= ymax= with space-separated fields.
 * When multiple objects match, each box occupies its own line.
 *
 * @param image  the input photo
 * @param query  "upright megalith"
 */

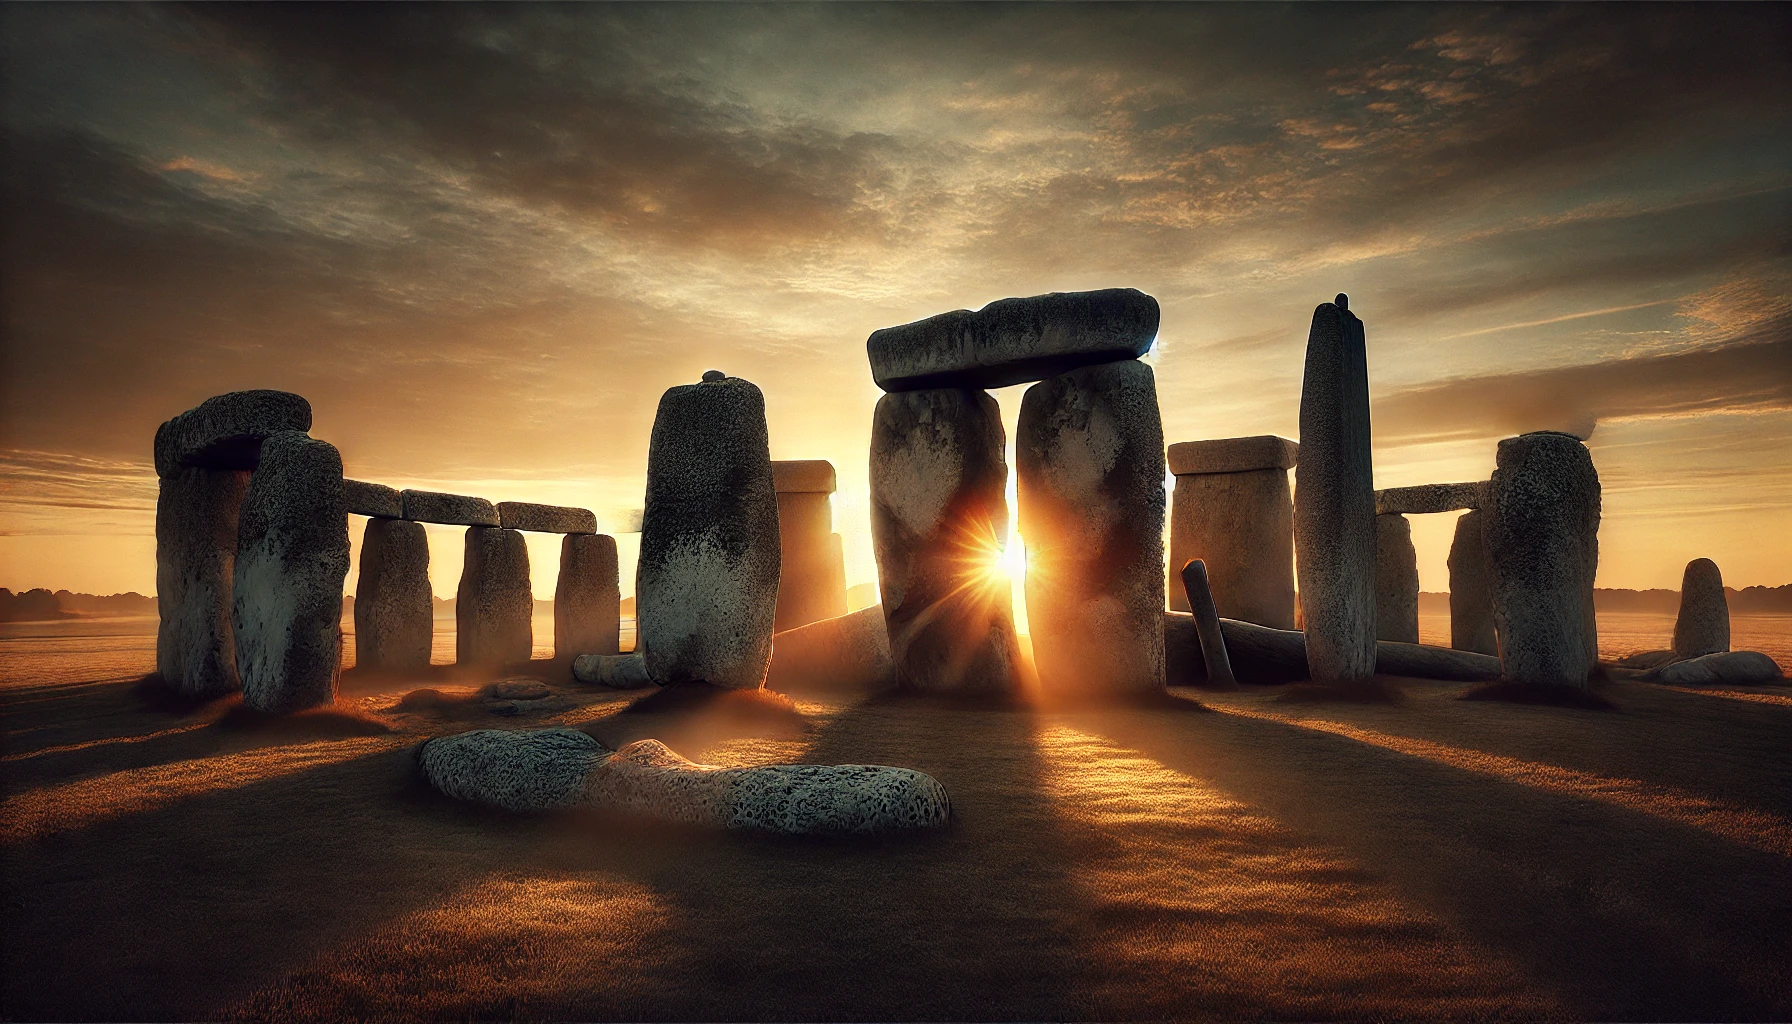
xmin=1166 ymin=435 xmax=1298 ymax=627
xmin=1295 ymin=295 xmax=1377 ymax=683
xmin=868 ymin=288 xmax=1160 ymax=392
xmin=1019 ymin=359 xmax=1167 ymax=696
xmin=457 ymin=527 xmax=533 ymax=668
xmin=637 ymin=372 xmax=781 ymax=689
xmin=155 ymin=467 xmax=251 ymax=697
xmin=556 ymin=533 xmax=620 ymax=659
xmin=870 ymin=388 xmax=1020 ymax=693
xmin=1483 ymin=431 xmax=1601 ymax=689
xmin=772 ymin=460 xmax=848 ymax=632
xmin=1374 ymin=513 xmax=1420 ymax=644
xmin=1673 ymin=557 xmax=1729 ymax=659
xmin=233 ymin=431 xmax=350 ymax=713
xmin=1447 ymin=510 xmax=1497 ymax=656
xmin=354 ymin=518 xmax=433 ymax=672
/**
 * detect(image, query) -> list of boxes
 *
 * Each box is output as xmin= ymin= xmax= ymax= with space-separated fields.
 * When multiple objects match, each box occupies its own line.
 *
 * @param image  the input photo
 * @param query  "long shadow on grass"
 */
xmin=1068 ymin=702 xmax=1792 ymax=1021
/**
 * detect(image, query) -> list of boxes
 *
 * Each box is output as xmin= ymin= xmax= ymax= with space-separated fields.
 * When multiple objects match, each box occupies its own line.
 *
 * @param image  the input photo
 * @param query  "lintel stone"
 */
xmin=1167 ymin=435 xmax=1299 ymax=476
xmin=497 ymin=501 xmax=597 ymax=534
xmin=402 ymin=489 xmax=499 ymax=527
xmin=1374 ymin=480 xmax=1487 ymax=516
xmin=344 ymin=479 xmax=402 ymax=518
xmin=772 ymin=460 xmax=837 ymax=494
xmin=153 ymin=390 xmax=312 ymax=477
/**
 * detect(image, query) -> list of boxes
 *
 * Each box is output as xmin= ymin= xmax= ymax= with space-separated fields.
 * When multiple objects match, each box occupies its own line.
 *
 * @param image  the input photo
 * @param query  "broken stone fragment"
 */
xmin=401 ymin=489 xmax=499 ymax=527
xmin=497 ymin=501 xmax=598 ymax=535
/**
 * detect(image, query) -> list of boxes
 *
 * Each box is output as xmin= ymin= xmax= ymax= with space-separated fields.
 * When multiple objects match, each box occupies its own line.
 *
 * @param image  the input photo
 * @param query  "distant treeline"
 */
xmin=0 ymin=588 xmax=159 ymax=622
xmin=1419 ymin=586 xmax=1792 ymax=614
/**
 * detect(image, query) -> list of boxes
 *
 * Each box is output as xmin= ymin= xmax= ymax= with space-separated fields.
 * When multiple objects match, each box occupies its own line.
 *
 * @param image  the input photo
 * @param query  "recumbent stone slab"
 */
xmin=457 ymin=527 xmax=533 ymax=668
xmin=344 ymin=479 xmax=402 ymax=518
xmin=402 ymin=489 xmax=499 ymax=527
xmin=868 ymin=288 xmax=1159 ymax=392
xmin=1672 ymin=557 xmax=1730 ymax=659
xmin=637 ymin=374 xmax=781 ymax=689
xmin=1019 ymin=359 xmax=1167 ymax=697
xmin=153 ymin=389 xmax=312 ymax=477
xmin=1447 ymin=510 xmax=1498 ymax=656
xmin=354 ymin=518 xmax=433 ymax=672
xmin=557 ymin=533 xmax=620 ymax=659
xmin=498 ymin=501 xmax=598 ymax=535
xmin=1652 ymin=650 xmax=1782 ymax=686
xmin=233 ymin=431 xmax=350 ymax=713
xmin=155 ymin=466 xmax=251 ymax=698
xmin=1375 ymin=480 xmax=1487 ymax=516
xmin=1374 ymin=513 xmax=1420 ymax=644
xmin=1166 ymin=435 xmax=1299 ymax=476
xmin=1166 ymin=457 xmax=1296 ymax=627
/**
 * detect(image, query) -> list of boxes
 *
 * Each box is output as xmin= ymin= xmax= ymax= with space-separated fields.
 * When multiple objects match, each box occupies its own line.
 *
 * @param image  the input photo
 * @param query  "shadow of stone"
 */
xmin=1273 ymin=677 xmax=1405 ymax=705
xmin=1460 ymin=680 xmax=1615 ymax=709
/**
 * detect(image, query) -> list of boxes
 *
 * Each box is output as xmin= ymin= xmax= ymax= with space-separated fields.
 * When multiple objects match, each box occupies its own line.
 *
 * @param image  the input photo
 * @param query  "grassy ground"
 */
xmin=3 ymin=660 xmax=1790 ymax=1021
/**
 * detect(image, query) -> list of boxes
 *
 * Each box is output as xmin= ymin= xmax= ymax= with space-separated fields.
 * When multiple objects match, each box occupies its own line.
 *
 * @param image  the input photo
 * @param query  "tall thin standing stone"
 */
xmin=1483 ymin=431 xmax=1601 ymax=689
xmin=355 ymin=518 xmax=433 ymax=672
xmin=457 ymin=527 xmax=533 ymax=668
xmin=870 ymin=387 xmax=1020 ymax=693
xmin=155 ymin=467 xmax=251 ymax=697
xmin=637 ymin=372 xmax=781 ymax=689
xmin=557 ymin=533 xmax=621 ymax=659
xmin=1374 ymin=513 xmax=1420 ymax=644
xmin=1295 ymin=295 xmax=1377 ymax=683
xmin=1447 ymin=510 xmax=1498 ymax=656
xmin=1018 ymin=359 xmax=1166 ymax=697
xmin=1673 ymin=557 xmax=1729 ymax=659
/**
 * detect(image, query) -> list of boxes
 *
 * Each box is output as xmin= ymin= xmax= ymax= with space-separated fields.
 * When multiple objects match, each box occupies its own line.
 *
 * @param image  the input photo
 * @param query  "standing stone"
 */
xmin=354 ymin=518 xmax=433 ymax=673
xmin=637 ymin=373 xmax=781 ymax=689
xmin=155 ymin=467 xmax=251 ymax=697
xmin=233 ymin=431 xmax=350 ymax=713
xmin=457 ymin=528 xmax=533 ymax=668
xmin=772 ymin=461 xmax=849 ymax=632
xmin=1295 ymin=296 xmax=1377 ymax=684
xmin=1447 ymin=510 xmax=1498 ymax=656
xmin=1483 ymin=431 xmax=1601 ymax=689
xmin=1019 ymin=359 xmax=1166 ymax=697
xmin=870 ymin=387 xmax=1021 ymax=694
xmin=1374 ymin=513 xmax=1420 ymax=644
xmin=1179 ymin=560 xmax=1236 ymax=689
xmin=557 ymin=533 xmax=620 ymax=659
xmin=1165 ymin=435 xmax=1298 ymax=627
xmin=1673 ymin=557 xmax=1729 ymax=659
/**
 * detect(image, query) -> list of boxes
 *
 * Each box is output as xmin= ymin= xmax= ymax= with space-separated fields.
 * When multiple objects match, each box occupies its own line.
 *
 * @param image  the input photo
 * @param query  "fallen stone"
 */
xmin=1375 ymin=480 xmax=1487 ymax=516
xmin=1651 ymin=651 xmax=1784 ymax=686
xmin=767 ymin=604 xmax=895 ymax=693
xmin=344 ymin=479 xmax=402 ymax=518
xmin=868 ymin=288 xmax=1160 ymax=392
xmin=871 ymin=387 xmax=1022 ymax=693
xmin=1615 ymin=649 xmax=1679 ymax=670
xmin=556 ymin=534 xmax=620 ymax=659
xmin=572 ymin=652 xmax=656 ymax=688
xmin=1376 ymin=637 xmax=1503 ymax=681
xmin=771 ymin=460 xmax=837 ymax=494
xmin=1374 ymin=514 xmax=1419 ymax=644
xmin=457 ymin=527 xmax=532 ymax=668
xmin=1447 ymin=510 xmax=1498 ymax=656
xmin=637 ymin=373 xmax=781 ymax=689
xmin=1484 ymin=431 xmax=1601 ymax=689
xmin=1179 ymin=560 xmax=1236 ymax=688
xmin=153 ymin=390 xmax=312 ymax=477
xmin=354 ymin=517 xmax=433 ymax=673
xmin=1166 ymin=435 xmax=1299 ymax=476
xmin=419 ymin=727 xmax=606 ymax=811
xmin=1166 ymin=459 xmax=1296 ymax=627
xmin=484 ymin=679 xmax=552 ymax=700
xmin=1295 ymin=298 xmax=1377 ymax=683
xmin=497 ymin=501 xmax=597 ymax=535
xmin=402 ymin=489 xmax=499 ymax=527
xmin=1020 ymin=359 xmax=1166 ymax=696
xmin=1673 ymin=557 xmax=1730 ymax=659
xmin=1165 ymin=611 xmax=1503 ymax=686
xmin=155 ymin=466 xmax=251 ymax=698
xmin=233 ymin=431 xmax=350 ymax=713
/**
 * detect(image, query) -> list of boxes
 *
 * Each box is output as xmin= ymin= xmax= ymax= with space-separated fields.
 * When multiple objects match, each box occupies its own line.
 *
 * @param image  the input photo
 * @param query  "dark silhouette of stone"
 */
xmin=1166 ymin=436 xmax=1297 ymax=626
xmin=497 ymin=501 xmax=597 ymax=535
xmin=1651 ymin=650 xmax=1782 ymax=686
xmin=1484 ymin=431 xmax=1601 ymax=689
xmin=153 ymin=389 xmax=311 ymax=477
xmin=1375 ymin=480 xmax=1486 ymax=516
xmin=773 ymin=461 xmax=848 ymax=631
xmin=870 ymin=387 xmax=1021 ymax=693
xmin=1179 ymin=560 xmax=1236 ymax=689
xmin=1374 ymin=513 xmax=1420 ymax=644
xmin=344 ymin=479 xmax=402 ymax=518
xmin=1448 ymin=510 xmax=1498 ymax=655
xmin=556 ymin=533 xmax=620 ymax=659
xmin=768 ymin=604 xmax=896 ymax=694
xmin=1672 ymin=557 xmax=1730 ymax=658
xmin=233 ymin=431 xmax=349 ymax=713
xmin=637 ymin=374 xmax=780 ymax=689
xmin=401 ymin=489 xmax=499 ymax=527
xmin=354 ymin=518 xmax=432 ymax=672
xmin=457 ymin=527 xmax=532 ymax=668
xmin=868 ymin=288 xmax=1159 ymax=392
xmin=1019 ymin=359 xmax=1166 ymax=696
xmin=155 ymin=467 xmax=250 ymax=698
xmin=1165 ymin=611 xmax=1503 ymax=686
xmin=1295 ymin=299 xmax=1376 ymax=683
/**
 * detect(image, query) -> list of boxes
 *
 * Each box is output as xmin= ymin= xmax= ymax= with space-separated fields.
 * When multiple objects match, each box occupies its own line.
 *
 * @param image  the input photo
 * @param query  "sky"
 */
xmin=1 ymin=3 xmax=1788 ymax=601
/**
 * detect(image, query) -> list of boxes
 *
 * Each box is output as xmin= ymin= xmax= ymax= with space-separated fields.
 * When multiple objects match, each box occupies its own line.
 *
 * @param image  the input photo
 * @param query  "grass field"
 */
xmin=2 ymin=618 xmax=1790 ymax=1021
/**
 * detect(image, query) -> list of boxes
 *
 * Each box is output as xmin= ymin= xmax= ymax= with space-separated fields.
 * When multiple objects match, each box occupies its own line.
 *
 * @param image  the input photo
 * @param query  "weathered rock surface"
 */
xmin=402 ymin=489 xmax=499 ymax=527
xmin=1020 ymin=359 xmax=1166 ymax=696
xmin=871 ymin=387 xmax=1021 ymax=694
xmin=1179 ymin=560 xmax=1235 ymax=688
xmin=1650 ymin=650 xmax=1783 ymax=686
xmin=1447 ymin=510 xmax=1498 ymax=656
xmin=1374 ymin=513 xmax=1420 ymax=644
xmin=497 ymin=501 xmax=598 ymax=535
xmin=774 ymin=490 xmax=848 ymax=631
xmin=153 ymin=390 xmax=311 ymax=477
xmin=572 ymin=652 xmax=655 ymax=688
xmin=1166 ymin=435 xmax=1299 ymax=476
xmin=637 ymin=374 xmax=781 ymax=689
xmin=556 ymin=534 xmax=620 ymax=659
xmin=1166 ymin=440 xmax=1297 ymax=627
xmin=233 ymin=432 xmax=350 ymax=713
xmin=767 ymin=604 xmax=896 ymax=693
xmin=1295 ymin=298 xmax=1377 ymax=683
xmin=1673 ymin=557 xmax=1730 ymax=659
xmin=1164 ymin=612 xmax=1503 ymax=686
xmin=155 ymin=467 xmax=250 ymax=697
xmin=1484 ymin=431 xmax=1601 ymax=689
xmin=419 ymin=727 xmax=606 ymax=812
xmin=354 ymin=517 xmax=433 ymax=673
xmin=344 ymin=479 xmax=402 ymax=518
xmin=771 ymin=460 xmax=837 ymax=494
xmin=457 ymin=527 xmax=532 ymax=668
xmin=868 ymin=288 xmax=1160 ymax=392
xmin=1375 ymin=481 xmax=1487 ymax=516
